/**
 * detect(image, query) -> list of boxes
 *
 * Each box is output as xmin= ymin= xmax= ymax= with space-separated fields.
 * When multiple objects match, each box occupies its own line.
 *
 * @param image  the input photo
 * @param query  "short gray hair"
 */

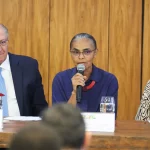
xmin=0 ymin=24 xmax=9 ymax=37
xmin=41 ymin=103 xmax=85 ymax=149
xmin=70 ymin=33 xmax=97 ymax=50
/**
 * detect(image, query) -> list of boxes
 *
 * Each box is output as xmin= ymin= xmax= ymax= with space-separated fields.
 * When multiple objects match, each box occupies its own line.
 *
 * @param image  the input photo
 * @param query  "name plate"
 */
xmin=82 ymin=112 xmax=115 ymax=132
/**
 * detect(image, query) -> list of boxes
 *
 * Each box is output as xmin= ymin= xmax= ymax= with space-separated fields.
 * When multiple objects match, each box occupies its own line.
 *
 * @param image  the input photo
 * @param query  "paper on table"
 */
xmin=82 ymin=112 xmax=115 ymax=132
xmin=4 ymin=116 xmax=41 ymax=121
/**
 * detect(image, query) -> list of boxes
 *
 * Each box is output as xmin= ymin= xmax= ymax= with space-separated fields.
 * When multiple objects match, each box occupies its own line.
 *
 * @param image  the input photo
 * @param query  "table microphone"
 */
xmin=76 ymin=64 xmax=85 ymax=103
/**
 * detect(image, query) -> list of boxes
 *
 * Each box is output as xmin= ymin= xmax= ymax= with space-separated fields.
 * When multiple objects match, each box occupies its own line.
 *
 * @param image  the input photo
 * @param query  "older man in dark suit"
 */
xmin=0 ymin=24 xmax=48 ymax=116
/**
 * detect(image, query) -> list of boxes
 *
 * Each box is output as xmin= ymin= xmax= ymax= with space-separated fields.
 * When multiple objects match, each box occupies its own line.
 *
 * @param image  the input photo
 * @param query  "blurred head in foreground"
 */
xmin=42 ymin=103 xmax=91 ymax=149
xmin=9 ymin=123 xmax=61 ymax=150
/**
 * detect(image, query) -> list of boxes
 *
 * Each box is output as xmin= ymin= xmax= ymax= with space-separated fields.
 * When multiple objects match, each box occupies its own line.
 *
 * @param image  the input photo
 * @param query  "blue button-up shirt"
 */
xmin=52 ymin=65 xmax=118 ymax=117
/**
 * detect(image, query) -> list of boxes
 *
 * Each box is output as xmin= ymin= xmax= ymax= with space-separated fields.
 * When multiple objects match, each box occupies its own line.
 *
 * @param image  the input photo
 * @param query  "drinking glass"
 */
xmin=100 ymin=96 xmax=115 ymax=113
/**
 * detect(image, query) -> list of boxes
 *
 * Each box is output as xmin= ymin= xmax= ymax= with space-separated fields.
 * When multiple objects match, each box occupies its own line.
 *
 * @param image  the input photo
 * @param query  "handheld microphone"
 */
xmin=76 ymin=64 xmax=85 ymax=103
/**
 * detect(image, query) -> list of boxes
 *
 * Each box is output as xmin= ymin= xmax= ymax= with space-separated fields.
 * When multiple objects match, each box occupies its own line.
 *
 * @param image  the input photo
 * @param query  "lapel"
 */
xmin=9 ymin=53 xmax=23 ymax=115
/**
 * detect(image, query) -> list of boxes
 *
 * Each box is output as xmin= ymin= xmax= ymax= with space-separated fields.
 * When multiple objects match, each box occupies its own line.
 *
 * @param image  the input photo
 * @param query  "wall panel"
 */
xmin=109 ymin=0 xmax=142 ymax=120
xmin=0 ymin=0 xmax=50 ymax=102
xmin=142 ymin=0 xmax=150 ymax=91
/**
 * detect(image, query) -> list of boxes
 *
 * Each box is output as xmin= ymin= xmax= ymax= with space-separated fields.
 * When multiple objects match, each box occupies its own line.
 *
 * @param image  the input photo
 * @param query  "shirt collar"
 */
xmin=0 ymin=54 xmax=11 ymax=71
xmin=72 ymin=64 xmax=101 ymax=82
xmin=89 ymin=64 xmax=101 ymax=82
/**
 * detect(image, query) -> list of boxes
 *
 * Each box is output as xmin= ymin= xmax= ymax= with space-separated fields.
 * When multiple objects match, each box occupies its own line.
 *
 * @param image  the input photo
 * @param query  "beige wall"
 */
xmin=0 ymin=0 xmax=149 ymax=120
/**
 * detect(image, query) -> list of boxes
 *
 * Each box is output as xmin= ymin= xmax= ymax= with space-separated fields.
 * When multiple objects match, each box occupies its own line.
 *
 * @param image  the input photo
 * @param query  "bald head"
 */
xmin=0 ymin=24 xmax=9 ymax=64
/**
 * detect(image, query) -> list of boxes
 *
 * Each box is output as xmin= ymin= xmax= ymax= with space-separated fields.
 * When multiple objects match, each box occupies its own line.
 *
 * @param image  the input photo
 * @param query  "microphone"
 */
xmin=76 ymin=64 xmax=85 ymax=103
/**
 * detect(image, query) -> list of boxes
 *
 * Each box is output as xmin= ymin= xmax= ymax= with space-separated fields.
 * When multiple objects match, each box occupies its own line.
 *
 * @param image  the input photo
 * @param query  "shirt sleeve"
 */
xmin=52 ymin=74 xmax=68 ymax=104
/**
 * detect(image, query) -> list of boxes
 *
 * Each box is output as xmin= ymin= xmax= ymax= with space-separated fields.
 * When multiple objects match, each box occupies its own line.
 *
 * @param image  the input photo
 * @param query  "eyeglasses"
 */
xmin=70 ymin=49 xmax=95 ymax=57
xmin=0 ymin=39 xmax=8 ymax=46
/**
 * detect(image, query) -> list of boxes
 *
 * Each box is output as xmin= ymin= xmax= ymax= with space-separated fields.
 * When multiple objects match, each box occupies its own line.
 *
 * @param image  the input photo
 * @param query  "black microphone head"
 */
xmin=77 ymin=64 xmax=85 ymax=74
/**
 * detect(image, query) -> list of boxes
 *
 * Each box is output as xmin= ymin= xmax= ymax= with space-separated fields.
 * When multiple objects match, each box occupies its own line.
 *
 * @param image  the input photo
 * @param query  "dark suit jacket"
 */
xmin=9 ymin=53 xmax=48 ymax=116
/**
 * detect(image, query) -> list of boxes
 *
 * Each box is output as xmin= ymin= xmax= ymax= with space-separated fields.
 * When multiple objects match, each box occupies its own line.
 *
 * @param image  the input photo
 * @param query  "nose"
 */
xmin=0 ymin=45 xmax=4 ymax=53
xmin=78 ymin=52 xmax=85 ymax=59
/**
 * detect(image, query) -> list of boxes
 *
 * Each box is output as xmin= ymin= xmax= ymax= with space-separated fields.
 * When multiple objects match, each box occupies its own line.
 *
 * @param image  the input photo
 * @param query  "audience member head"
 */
xmin=41 ymin=103 xmax=91 ymax=149
xmin=9 ymin=123 xmax=61 ymax=150
xmin=0 ymin=24 xmax=9 ymax=64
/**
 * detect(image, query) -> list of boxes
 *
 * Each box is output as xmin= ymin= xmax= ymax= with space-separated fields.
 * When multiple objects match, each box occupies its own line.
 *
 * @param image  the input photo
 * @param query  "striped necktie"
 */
xmin=0 ymin=67 xmax=8 ymax=117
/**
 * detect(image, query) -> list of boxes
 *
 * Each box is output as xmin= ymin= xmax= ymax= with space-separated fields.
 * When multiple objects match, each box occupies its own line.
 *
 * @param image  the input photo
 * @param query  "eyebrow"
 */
xmin=72 ymin=48 xmax=91 ymax=51
xmin=0 ymin=39 xmax=7 ymax=42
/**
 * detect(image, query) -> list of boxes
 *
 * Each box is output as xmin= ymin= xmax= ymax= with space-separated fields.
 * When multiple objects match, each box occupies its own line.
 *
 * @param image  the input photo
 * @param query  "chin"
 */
xmin=0 ymin=60 xmax=3 ymax=65
xmin=0 ymin=56 xmax=7 ymax=64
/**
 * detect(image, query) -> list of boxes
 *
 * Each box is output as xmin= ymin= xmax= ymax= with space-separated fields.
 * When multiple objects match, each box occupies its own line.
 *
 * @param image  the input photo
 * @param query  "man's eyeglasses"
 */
xmin=70 ymin=49 xmax=95 ymax=57
xmin=0 ymin=39 xmax=8 ymax=46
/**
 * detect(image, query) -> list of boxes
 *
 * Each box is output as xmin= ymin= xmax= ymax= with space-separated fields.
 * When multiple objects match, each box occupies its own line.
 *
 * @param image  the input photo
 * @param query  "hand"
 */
xmin=71 ymin=73 xmax=87 ymax=92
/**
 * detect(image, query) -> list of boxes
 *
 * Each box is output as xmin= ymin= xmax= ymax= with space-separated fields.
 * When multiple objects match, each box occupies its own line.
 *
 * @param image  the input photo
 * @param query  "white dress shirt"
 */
xmin=0 ymin=55 xmax=20 ymax=116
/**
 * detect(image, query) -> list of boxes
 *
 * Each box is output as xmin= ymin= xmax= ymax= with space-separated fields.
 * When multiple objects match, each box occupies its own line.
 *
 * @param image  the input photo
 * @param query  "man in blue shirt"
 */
xmin=52 ymin=33 xmax=118 ymax=117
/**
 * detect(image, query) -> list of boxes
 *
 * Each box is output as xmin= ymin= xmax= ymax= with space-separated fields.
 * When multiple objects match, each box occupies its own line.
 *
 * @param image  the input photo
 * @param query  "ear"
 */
xmin=82 ymin=131 xmax=92 ymax=150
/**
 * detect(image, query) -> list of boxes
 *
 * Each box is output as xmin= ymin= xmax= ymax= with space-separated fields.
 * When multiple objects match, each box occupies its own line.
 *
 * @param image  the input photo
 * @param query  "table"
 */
xmin=0 ymin=120 xmax=150 ymax=150
xmin=90 ymin=120 xmax=150 ymax=150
